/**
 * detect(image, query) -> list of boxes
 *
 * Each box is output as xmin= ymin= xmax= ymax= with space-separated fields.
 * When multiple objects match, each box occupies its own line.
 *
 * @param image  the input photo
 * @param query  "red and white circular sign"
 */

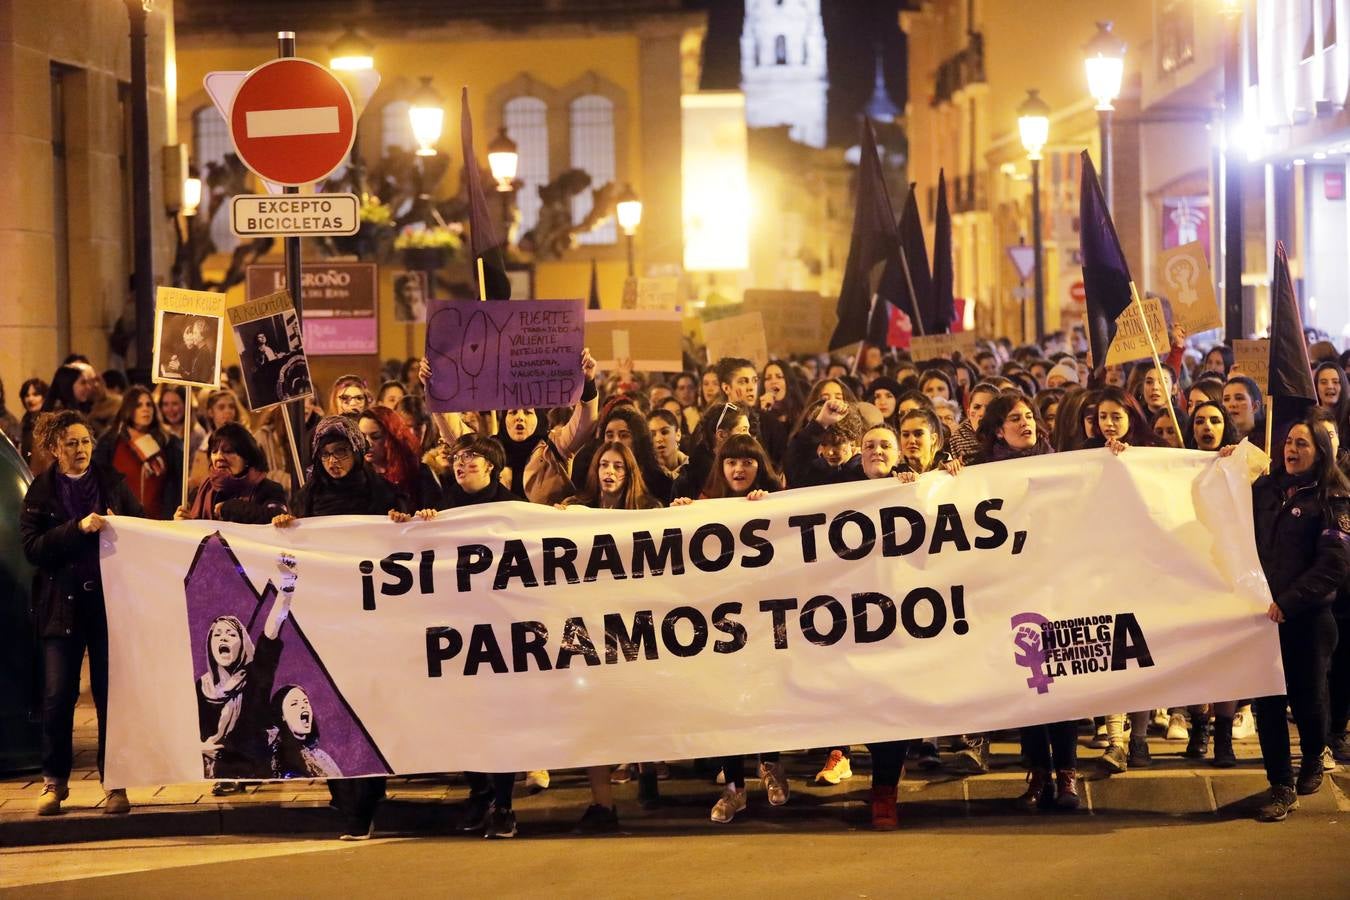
xmin=229 ymin=57 xmax=355 ymax=186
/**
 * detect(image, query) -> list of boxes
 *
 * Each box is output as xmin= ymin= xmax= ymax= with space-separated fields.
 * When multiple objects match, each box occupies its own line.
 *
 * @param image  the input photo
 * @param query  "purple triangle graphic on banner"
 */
xmin=184 ymin=533 xmax=390 ymax=780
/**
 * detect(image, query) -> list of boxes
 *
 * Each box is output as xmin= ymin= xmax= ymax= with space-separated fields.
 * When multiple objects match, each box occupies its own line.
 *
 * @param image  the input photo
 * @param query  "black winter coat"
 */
xmin=1251 ymin=474 xmax=1350 ymax=620
xmin=21 ymin=463 xmax=144 ymax=637
xmin=783 ymin=420 xmax=864 ymax=488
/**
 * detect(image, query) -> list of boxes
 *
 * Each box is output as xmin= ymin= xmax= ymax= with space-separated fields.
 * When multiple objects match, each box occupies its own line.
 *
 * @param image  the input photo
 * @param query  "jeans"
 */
xmin=1021 ymin=722 xmax=1078 ymax=771
xmin=1255 ymin=612 xmax=1338 ymax=787
xmin=41 ymin=599 xmax=109 ymax=783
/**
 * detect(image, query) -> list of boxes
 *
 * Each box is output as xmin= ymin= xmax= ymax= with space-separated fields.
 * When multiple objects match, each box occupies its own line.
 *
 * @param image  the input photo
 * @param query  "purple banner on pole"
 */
xmin=424 ymin=299 xmax=586 ymax=412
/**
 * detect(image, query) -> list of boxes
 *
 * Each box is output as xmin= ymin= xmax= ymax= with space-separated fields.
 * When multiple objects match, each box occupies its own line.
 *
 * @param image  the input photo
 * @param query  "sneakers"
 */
xmin=637 ymin=769 xmax=661 ymax=810
xmin=1232 ymin=705 xmax=1256 ymax=740
xmin=338 ymin=817 xmax=374 ymax=841
xmin=525 ymin=770 xmax=550 ymax=792
xmin=1151 ymin=708 xmax=1169 ymax=731
xmin=870 ymin=785 xmax=899 ymax=830
xmin=1016 ymin=769 xmax=1055 ymax=812
xmin=1332 ymin=733 xmax=1350 ymax=763
xmin=815 ymin=749 xmax=853 ymax=785
xmin=1054 ymin=770 xmax=1080 ymax=811
xmin=211 ymin=780 xmax=244 ymax=796
xmin=1166 ymin=713 xmax=1189 ymax=741
xmin=483 ymin=804 xmax=517 ymax=839
xmin=1127 ymin=735 xmax=1152 ymax=768
xmin=1089 ymin=723 xmax=1110 ymax=750
xmin=574 ymin=803 xmax=620 ymax=834
xmin=1320 ymin=746 xmax=1337 ymax=774
xmin=103 ymin=789 xmax=130 ymax=815
xmin=953 ymin=736 xmax=991 ymax=775
xmin=759 ymin=761 xmax=790 ymax=807
xmin=710 ymin=786 xmax=747 ymax=824
xmin=914 ymin=741 xmax=942 ymax=770
xmin=457 ymin=791 xmax=493 ymax=832
xmin=1211 ymin=717 xmax=1237 ymax=768
xmin=1256 ymin=785 xmax=1299 ymax=822
xmin=1100 ymin=743 xmax=1128 ymax=774
xmin=610 ymin=763 xmax=635 ymax=784
xmin=36 ymin=782 xmax=68 ymax=817
xmin=1296 ymin=762 xmax=1324 ymax=796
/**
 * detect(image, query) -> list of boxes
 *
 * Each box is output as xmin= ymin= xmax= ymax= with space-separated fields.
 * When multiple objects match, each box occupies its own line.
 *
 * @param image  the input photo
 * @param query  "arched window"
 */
xmin=191 ymin=106 xmax=237 ymax=254
xmin=569 ymin=94 xmax=616 ymax=245
xmin=775 ymin=35 xmax=787 ymax=65
xmin=503 ymin=96 xmax=549 ymax=235
xmin=382 ymin=100 xmax=413 ymax=154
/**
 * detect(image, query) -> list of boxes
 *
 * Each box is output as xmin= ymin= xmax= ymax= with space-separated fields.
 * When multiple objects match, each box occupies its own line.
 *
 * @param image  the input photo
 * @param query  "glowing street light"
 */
xmin=487 ymin=127 xmax=519 ymax=191
xmin=408 ymin=77 xmax=444 ymax=157
xmin=615 ymin=184 xmax=643 ymax=277
xmin=328 ymin=25 xmax=374 ymax=72
xmin=1018 ymin=89 xmax=1051 ymax=342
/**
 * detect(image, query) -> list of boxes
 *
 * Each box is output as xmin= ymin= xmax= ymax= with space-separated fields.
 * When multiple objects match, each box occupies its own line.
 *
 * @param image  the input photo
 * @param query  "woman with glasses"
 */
xmin=23 ymin=410 xmax=144 ymax=816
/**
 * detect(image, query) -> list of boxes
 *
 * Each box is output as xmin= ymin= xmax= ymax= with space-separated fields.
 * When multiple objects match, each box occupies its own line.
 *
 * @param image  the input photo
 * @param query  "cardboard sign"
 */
xmin=741 ymin=290 xmax=836 ymax=356
xmin=227 ymin=290 xmax=314 ymax=411
xmin=152 ymin=287 xmax=226 ymax=389
xmin=703 ymin=311 xmax=769 ymax=371
xmin=1157 ymin=241 xmax=1221 ymax=336
xmin=585 ymin=310 xmax=683 ymax=371
xmin=1233 ymin=339 xmax=1270 ymax=395
xmin=424 ymin=299 xmax=586 ymax=412
xmin=636 ymin=276 xmax=681 ymax=311
xmin=909 ymin=331 xmax=979 ymax=361
xmin=1105 ymin=297 xmax=1170 ymax=366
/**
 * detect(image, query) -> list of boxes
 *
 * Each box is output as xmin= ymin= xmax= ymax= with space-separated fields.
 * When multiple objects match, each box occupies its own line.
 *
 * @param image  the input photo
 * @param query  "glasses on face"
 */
xmin=338 ymin=391 xmax=366 ymax=404
xmin=453 ymin=451 xmax=485 ymax=466
xmin=318 ymin=446 xmax=354 ymax=462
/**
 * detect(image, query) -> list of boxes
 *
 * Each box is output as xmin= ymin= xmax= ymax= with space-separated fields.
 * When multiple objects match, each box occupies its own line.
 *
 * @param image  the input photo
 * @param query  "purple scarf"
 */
xmin=56 ymin=469 xmax=102 ymax=522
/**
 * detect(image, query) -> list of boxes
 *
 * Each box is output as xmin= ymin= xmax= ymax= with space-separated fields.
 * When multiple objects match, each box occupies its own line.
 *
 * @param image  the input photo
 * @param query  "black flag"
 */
xmin=588 ymin=258 xmax=601 ymax=310
xmin=1079 ymin=151 xmax=1133 ymax=366
xmin=932 ymin=169 xmax=955 ymax=334
xmin=897 ymin=183 xmax=936 ymax=335
xmin=461 ymin=87 xmax=512 ymax=301
xmin=829 ymin=120 xmax=901 ymax=350
xmin=1268 ymin=241 xmax=1315 ymax=408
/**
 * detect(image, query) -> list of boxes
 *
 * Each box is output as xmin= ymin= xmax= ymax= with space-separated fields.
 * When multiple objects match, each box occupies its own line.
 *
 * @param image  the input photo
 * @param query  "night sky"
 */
xmin=697 ymin=0 xmax=908 ymax=148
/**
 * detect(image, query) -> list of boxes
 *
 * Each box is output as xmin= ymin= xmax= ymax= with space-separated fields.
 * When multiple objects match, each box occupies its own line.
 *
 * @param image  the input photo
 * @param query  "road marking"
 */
xmin=246 ymin=107 xmax=339 ymax=139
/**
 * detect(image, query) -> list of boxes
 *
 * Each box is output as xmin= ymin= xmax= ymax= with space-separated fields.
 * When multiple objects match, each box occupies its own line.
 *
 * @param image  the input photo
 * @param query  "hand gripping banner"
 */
xmin=101 ymin=447 xmax=1283 ymax=787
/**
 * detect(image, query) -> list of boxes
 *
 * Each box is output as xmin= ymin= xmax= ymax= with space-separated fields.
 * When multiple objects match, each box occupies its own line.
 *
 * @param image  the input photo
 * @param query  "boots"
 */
xmin=870 ymin=784 xmax=899 ymax=830
xmin=1185 ymin=711 xmax=1212 ymax=759
xmin=637 ymin=767 xmax=661 ymax=810
xmin=1211 ymin=716 xmax=1237 ymax=768
xmin=1055 ymin=769 xmax=1080 ymax=811
xmin=1016 ymin=768 xmax=1054 ymax=812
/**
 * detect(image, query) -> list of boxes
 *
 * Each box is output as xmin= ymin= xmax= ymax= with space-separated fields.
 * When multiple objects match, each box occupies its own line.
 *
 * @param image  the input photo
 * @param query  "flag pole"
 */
xmin=1128 ymin=281 xmax=1184 ymax=443
xmin=476 ymin=258 xmax=488 ymax=302
xmin=896 ymin=245 xmax=927 ymax=338
xmin=1263 ymin=394 xmax=1274 ymax=473
xmin=181 ymin=387 xmax=192 ymax=509
xmin=853 ymin=293 xmax=879 ymax=375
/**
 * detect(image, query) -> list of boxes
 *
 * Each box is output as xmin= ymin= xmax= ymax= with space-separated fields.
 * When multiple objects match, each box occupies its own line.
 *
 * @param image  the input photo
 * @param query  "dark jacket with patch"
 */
xmin=21 ymin=463 xmax=144 ymax=637
xmin=1251 ymin=474 xmax=1350 ymax=620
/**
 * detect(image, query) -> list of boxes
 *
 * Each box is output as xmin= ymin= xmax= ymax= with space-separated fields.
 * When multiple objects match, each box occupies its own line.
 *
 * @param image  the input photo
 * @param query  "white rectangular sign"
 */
xmin=100 ymin=447 xmax=1282 ymax=787
xmin=230 ymin=193 xmax=361 ymax=237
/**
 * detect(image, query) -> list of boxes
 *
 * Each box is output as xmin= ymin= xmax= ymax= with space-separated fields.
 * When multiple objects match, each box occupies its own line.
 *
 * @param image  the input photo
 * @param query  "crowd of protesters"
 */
xmin=13 ymin=321 xmax=1350 ymax=838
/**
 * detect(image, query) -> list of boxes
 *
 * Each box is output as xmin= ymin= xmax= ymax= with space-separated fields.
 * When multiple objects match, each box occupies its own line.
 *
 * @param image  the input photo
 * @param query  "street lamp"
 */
xmin=1219 ymin=0 xmax=1245 ymax=341
xmin=329 ymin=27 xmax=374 ymax=193
xmin=182 ymin=175 xmax=202 ymax=218
xmin=408 ymin=77 xmax=444 ymax=157
xmin=616 ymin=184 xmax=643 ymax=277
xmin=488 ymin=127 xmax=520 ymax=243
xmin=1018 ymin=89 xmax=1050 ymax=343
xmin=1084 ymin=21 xmax=1125 ymax=209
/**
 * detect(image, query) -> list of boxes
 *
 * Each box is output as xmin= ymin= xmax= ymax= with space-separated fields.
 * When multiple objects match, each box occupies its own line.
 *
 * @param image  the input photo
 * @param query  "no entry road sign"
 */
xmin=229 ymin=58 xmax=355 ymax=187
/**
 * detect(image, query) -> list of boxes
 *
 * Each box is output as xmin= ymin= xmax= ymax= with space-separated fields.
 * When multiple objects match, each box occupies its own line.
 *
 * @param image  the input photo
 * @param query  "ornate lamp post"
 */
xmin=1084 ymin=21 xmax=1125 ymax=209
xmin=488 ymin=127 xmax=520 ymax=243
xmin=1018 ymin=89 xmax=1051 ymax=343
xmin=408 ymin=77 xmax=444 ymax=158
xmin=615 ymin=184 xmax=643 ymax=278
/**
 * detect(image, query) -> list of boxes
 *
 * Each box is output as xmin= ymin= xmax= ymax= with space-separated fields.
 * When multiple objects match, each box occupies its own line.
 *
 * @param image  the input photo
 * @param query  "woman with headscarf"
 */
xmin=22 ymin=410 xmax=143 ymax=816
xmin=92 ymin=386 xmax=183 ymax=519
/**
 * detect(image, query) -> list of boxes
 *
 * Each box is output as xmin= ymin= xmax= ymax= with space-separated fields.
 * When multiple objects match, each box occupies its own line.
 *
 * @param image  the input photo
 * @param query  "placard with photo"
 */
xmin=391 ymin=270 xmax=429 ymax=324
xmin=227 ymin=289 xmax=315 ymax=411
xmin=152 ymin=287 xmax=226 ymax=389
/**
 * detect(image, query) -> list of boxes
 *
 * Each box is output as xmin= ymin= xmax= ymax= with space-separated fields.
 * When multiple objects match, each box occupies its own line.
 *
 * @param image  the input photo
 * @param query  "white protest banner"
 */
xmin=100 ymin=447 xmax=1282 ymax=787
xmin=1233 ymin=339 xmax=1270 ymax=394
xmin=702 ymin=311 xmax=769 ymax=370
xmin=585 ymin=309 xmax=683 ymax=371
xmin=424 ymin=299 xmax=586 ymax=412
xmin=1157 ymin=241 xmax=1222 ymax=336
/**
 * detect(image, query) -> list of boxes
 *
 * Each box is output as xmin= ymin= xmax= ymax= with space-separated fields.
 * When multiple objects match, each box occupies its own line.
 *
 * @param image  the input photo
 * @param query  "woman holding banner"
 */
xmin=22 ymin=410 xmax=144 ymax=816
xmin=1249 ymin=414 xmax=1350 ymax=822
xmin=174 ymin=424 xmax=288 ymax=525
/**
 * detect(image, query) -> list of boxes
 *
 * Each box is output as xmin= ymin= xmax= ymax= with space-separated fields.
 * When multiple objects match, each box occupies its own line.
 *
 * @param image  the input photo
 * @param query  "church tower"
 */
xmin=740 ymin=0 xmax=828 ymax=148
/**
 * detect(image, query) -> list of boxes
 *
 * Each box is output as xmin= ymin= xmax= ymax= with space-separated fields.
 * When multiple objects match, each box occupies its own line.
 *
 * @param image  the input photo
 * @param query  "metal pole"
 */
xmin=126 ymin=1 xmax=155 ymax=372
xmin=626 ymin=232 xmax=635 ymax=278
xmin=1222 ymin=13 xmax=1245 ymax=342
xmin=277 ymin=31 xmax=309 ymax=474
xmin=1099 ymin=108 xmax=1114 ymax=211
xmin=1031 ymin=156 xmax=1045 ymax=343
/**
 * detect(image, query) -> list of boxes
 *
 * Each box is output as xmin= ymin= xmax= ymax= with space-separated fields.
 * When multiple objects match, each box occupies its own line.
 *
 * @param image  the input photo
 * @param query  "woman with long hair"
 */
xmin=23 ymin=410 xmax=144 ymax=816
xmin=1313 ymin=362 xmax=1350 ymax=446
xmin=863 ymin=376 xmax=904 ymax=431
xmin=268 ymin=683 xmax=341 ymax=779
xmin=359 ymin=405 xmax=442 ymax=510
xmin=17 ymin=377 xmax=49 ymax=465
xmin=91 ymin=386 xmax=182 ymax=520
